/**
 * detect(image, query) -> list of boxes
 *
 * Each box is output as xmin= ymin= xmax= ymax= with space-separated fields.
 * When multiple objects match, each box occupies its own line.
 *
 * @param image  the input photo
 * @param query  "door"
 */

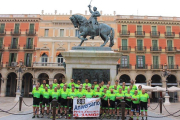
xmin=137 ymin=40 xmax=143 ymax=50
xmin=137 ymin=25 xmax=142 ymax=35
xmin=168 ymin=56 xmax=174 ymax=69
xmin=166 ymin=26 xmax=171 ymax=36
xmin=121 ymin=56 xmax=129 ymax=68
xmin=152 ymin=26 xmax=157 ymax=35
xmin=41 ymin=54 xmax=48 ymax=66
xmin=14 ymin=24 xmax=19 ymax=33
xmin=153 ymin=56 xmax=159 ymax=69
xmin=167 ymin=40 xmax=172 ymax=51
xmin=122 ymin=25 xmax=127 ymax=34
xmin=26 ymin=38 xmax=33 ymax=49
xmin=0 ymin=24 xmax=5 ymax=33
xmin=152 ymin=40 xmax=158 ymax=50
xmin=122 ymin=39 xmax=127 ymax=50
xmin=29 ymin=24 xmax=34 ymax=34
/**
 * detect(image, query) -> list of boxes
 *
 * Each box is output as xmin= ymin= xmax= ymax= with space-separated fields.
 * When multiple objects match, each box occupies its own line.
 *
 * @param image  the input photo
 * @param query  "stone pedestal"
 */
xmin=164 ymin=95 xmax=171 ymax=105
xmin=61 ymin=47 xmax=121 ymax=85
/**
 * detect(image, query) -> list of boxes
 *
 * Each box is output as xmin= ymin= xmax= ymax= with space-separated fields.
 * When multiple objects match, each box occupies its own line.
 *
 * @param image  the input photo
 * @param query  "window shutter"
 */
xmin=0 ymin=38 xmax=3 ymax=49
xmin=29 ymin=53 xmax=32 ymax=67
xmin=9 ymin=53 xmax=12 ymax=65
xmin=143 ymin=56 xmax=145 ymax=68
xmin=127 ymin=56 xmax=129 ymax=67
xmin=14 ymin=53 xmax=17 ymax=62
xmin=15 ymin=38 xmax=18 ymax=48
xmin=136 ymin=56 xmax=138 ymax=66
xmin=24 ymin=53 xmax=27 ymax=66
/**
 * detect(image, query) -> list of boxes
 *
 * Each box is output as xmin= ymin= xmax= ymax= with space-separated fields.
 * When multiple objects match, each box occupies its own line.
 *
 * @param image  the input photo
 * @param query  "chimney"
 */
xmin=55 ymin=10 xmax=57 ymax=15
xmin=70 ymin=10 xmax=72 ymax=15
xmin=114 ymin=11 xmax=116 ymax=16
xmin=41 ymin=10 xmax=44 ymax=15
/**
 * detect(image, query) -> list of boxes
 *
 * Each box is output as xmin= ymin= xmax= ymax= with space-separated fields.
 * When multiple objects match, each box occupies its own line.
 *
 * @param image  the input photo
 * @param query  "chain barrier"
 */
xmin=162 ymin=103 xmax=180 ymax=117
xmin=149 ymin=103 xmax=159 ymax=110
xmin=22 ymin=100 xmax=33 ymax=107
xmin=0 ymin=108 xmax=34 ymax=115
xmin=0 ymin=100 xmax=19 ymax=112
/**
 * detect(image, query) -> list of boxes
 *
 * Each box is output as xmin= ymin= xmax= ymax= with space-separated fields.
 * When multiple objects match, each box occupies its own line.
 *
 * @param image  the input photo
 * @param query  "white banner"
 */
xmin=73 ymin=98 xmax=100 ymax=117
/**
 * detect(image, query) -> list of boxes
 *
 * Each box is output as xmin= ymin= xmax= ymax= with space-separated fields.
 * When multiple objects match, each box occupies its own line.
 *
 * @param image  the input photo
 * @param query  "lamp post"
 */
xmin=14 ymin=59 xmax=26 ymax=102
xmin=161 ymin=63 xmax=171 ymax=105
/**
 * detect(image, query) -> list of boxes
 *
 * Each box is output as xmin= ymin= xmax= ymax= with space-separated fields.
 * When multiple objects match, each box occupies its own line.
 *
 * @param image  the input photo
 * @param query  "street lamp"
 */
xmin=161 ymin=63 xmax=171 ymax=105
xmin=14 ymin=59 xmax=26 ymax=102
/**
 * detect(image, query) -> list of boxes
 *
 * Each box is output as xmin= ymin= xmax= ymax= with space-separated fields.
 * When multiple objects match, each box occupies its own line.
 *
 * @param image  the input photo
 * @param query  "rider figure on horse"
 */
xmin=88 ymin=5 xmax=101 ymax=39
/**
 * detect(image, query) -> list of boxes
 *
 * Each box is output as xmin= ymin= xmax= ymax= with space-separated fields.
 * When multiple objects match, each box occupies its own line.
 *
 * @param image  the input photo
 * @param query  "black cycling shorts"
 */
xmin=125 ymin=100 xmax=132 ymax=109
xmin=49 ymin=96 xmax=52 ymax=104
xmin=101 ymin=100 xmax=108 ymax=108
xmin=140 ymin=102 xmax=148 ymax=111
xmin=42 ymin=98 xmax=50 ymax=107
xmin=116 ymin=100 xmax=121 ymax=108
xmin=33 ymin=97 xmax=40 ymax=106
xmin=61 ymin=98 xmax=68 ymax=107
xmin=131 ymin=103 xmax=140 ymax=112
xmin=58 ymin=96 xmax=61 ymax=104
xmin=109 ymin=100 xmax=115 ymax=109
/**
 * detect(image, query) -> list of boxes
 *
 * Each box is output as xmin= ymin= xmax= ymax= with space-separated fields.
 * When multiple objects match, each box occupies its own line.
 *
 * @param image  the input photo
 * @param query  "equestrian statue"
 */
xmin=69 ymin=5 xmax=114 ymax=47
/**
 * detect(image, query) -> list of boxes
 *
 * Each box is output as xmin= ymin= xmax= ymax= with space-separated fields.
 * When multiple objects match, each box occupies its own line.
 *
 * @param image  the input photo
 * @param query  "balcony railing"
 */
xmin=118 ymin=64 xmax=132 ymax=70
xmin=151 ymin=64 xmax=163 ymax=69
xmin=119 ymin=31 xmax=130 ymax=37
xmin=0 ymin=45 xmax=5 ymax=50
xmin=165 ymin=32 xmax=175 ymax=38
xmin=150 ymin=31 xmax=160 ymax=38
xmin=26 ymin=29 xmax=36 ymax=36
xmin=167 ymin=65 xmax=178 ymax=69
xmin=165 ymin=47 xmax=177 ymax=52
xmin=6 ymin=62 xmax=18 ymax=68
xmin=11 ymin=29 xmax=21 ymax=36
xmin=33 ymin=62 xmax=64 ymax=67
xmin=23 ymin=45 xmax=35 ymax=50
xmin=135 ymin=64 xmax=148 ymax=69
xmin=135 ymin=46 xmax=146 ymax=52
xmin=119 ymin=46 xmax=131 ymax=52
xmin=150 ymin=47 xmax=162 ymax=52
xmin=8 ymin=44 xmax=20 ymax=50
xmin=135 ymin=31 xmax=145 ymax=37
xmin=0 ymin=29 xmax=6 ymax=35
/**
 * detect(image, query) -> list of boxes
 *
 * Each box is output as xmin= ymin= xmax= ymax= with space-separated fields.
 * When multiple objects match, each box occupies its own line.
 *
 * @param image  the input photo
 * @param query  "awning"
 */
xmin=56 ymin=51 xmax=61 ymax=56
xmin=40 ymin=51 xmax=49 ymax=56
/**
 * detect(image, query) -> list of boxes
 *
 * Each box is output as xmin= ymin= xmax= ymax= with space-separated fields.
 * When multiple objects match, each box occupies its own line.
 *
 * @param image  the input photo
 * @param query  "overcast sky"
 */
xmin=0 ymin=0 xmax=179 ymax=17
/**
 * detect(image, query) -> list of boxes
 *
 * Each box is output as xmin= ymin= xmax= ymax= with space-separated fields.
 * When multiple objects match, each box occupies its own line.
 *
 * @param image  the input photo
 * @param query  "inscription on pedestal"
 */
xmin=72 ymin=69 xmax=110 ymax=84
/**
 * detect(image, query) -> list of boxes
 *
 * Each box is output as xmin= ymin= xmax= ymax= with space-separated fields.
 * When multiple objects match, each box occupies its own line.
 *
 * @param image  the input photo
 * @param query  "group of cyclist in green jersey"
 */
xmin=32 ymin=78 xmax=150 ymax=120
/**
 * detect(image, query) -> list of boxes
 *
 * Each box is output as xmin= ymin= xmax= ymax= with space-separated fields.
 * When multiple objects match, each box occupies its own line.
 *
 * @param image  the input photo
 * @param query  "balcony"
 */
xmin=164 ymin=32 xmax=175 ymax=38
xmin=165 ymin=47 xmax=177 ymax=52
xmin=119 ymin=31 xmax=130 ymax=37
xmin=119 ymin=46 xmax=131 ymax=52
xmin=11 ymin=29 xmax=21 ymax=36
xmin=26 ymin=29 xmax=36 ymax=36
xmin=150 ymin=47 xmax=162 ymax=52
xmin=150 ymin=31 xmax=160 ymax=38
xmin=167 ymin=65 xmax=178 ymax=70
xmin=135 ymin=46 xmax=146 ymax=52
xmin=0 ymin=29 xmax=6 ymax=36
xmin=6 ymin=62 xmax=18 ymax=69
xmin=135 ymin=31 xmax=145 ymax=37
xmin=118 ymin=64 xmax=132 ymax=70
xmin=135 ymin=64 xmax=148 ymax=70
xmin=151 ymin=64 xmax=163 ymax=70
xmin=0 ymin=45 xmax=5 ymax=51
xmin=33 ymin=62 xmax=64 ymax=69
xmin=23 ymin=45 xmax=35 ymax=51
xmin=8 ymin=44 xmax=20 ymax=50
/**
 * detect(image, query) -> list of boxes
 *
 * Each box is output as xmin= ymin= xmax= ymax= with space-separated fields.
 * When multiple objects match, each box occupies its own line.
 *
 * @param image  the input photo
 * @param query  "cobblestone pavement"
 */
xmin=0 ymin=97 xmax=179 ymax=120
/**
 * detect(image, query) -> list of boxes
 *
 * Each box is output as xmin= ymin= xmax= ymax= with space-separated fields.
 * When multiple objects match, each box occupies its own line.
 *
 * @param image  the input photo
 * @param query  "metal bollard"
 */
xmin=121 ymin=100 xmax=125 ymax=120
xmin=19 ymin=96 xmax=23 ymax=111
xmin=52 ymin=99 xmax=57 ymax=120
xmin=159 ymin=97 xmax=162 ymax=114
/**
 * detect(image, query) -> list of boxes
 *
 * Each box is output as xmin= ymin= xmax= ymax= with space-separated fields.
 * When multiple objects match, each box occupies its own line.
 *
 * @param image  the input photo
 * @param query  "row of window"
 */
xmin=121 ymin=55 xmax=175 ymax=69
xmin=44 ymin=29 xmax=80 ymax=37
xmin=0 ymin=23 xmax=35 ymax=32
xmin=121 ymin=25 xmax=173 ymax=33
xmin=0 ymin=37 xmax=34 ymax=49
xmin=7 ymin=53 xmax=64 ymax=67
xmin=121 ymin=39 xmax=174 ymax=49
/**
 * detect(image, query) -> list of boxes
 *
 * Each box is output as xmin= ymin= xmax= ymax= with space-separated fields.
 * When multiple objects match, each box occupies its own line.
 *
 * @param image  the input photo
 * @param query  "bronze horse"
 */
xmin=70 ymin=15 xmax=114 ymax=47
